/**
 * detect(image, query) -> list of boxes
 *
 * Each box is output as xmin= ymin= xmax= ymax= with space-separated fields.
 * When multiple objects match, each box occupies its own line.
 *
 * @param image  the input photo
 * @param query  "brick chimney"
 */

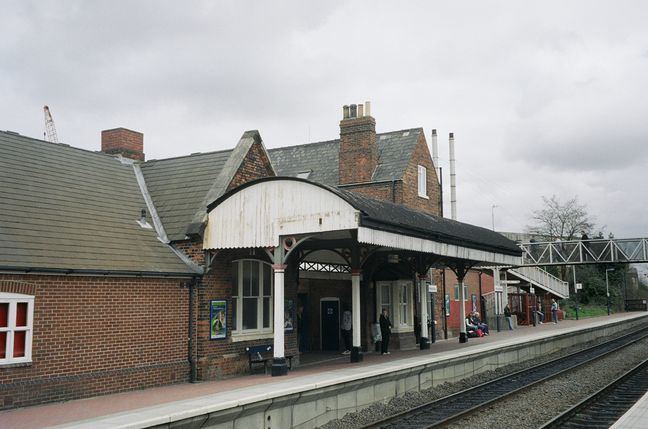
xmin=339 ymin=101 xmax=377 ymax=185
xmin=101 ymin=128 xmax=145 ymax=161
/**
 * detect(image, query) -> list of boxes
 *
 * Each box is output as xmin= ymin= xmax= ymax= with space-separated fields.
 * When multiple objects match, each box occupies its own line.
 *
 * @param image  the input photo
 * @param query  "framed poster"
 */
xmin=284 ymin=299 xmax=295 ymax=332
xmin=210 ymin=299 xmax=227 ymax=340
xmin=471 ymin=294 xmax=478 ymax=313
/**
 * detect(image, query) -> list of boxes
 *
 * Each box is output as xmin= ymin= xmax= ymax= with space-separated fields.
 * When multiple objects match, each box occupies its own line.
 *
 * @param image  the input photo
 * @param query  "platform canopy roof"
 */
xmin=204 ymin=177 xmax=522 ymax=266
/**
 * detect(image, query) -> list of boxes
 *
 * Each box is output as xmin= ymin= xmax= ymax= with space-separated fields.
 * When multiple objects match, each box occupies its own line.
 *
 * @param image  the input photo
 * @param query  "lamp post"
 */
xmin=605 ymin=268 xmax=614 ymax=316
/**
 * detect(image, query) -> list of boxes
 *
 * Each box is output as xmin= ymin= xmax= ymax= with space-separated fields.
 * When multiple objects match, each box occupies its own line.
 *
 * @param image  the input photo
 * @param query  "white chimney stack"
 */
xmin=449 ymin=132 xmax=457 ymax=220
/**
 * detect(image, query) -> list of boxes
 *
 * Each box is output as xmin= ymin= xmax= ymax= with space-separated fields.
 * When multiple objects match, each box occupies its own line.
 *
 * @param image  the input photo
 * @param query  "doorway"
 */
xmin=320 ymin=298 xmax=340 ymax=351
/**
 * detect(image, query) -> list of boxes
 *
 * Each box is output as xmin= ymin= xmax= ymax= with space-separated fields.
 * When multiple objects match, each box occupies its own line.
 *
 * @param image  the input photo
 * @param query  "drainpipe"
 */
xmin=189 ymin=277 xmax=198 ymax=383
xmin=391 ymin=179 xmax=396 ymax=203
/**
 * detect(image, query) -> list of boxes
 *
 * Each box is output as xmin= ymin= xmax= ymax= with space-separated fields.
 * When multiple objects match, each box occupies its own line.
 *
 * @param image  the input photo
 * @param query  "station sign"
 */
xmin=494 ymin=285 xmax=504 ymax=292
xmin=575 ymin=283 xmax=583 ymax=290
xmin=500 ymin=280 xmax=520 ymax=284
xmin=428 ymin=284 xmax=438 ymax=293
xmin=529 ymin=286 xmax=535 ymax=294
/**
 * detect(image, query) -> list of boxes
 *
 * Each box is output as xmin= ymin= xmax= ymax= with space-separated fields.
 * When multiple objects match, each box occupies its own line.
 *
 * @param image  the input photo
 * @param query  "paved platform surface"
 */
xmin=0 ymin=313 xmax=645 ymax=429
xmin=612 ymin=392 xmax=648 ymax=429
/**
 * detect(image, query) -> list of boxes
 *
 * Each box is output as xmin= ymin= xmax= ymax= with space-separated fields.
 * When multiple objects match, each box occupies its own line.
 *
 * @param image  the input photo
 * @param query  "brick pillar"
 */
xmin=101 ymin=128 xmax=145 ymax=161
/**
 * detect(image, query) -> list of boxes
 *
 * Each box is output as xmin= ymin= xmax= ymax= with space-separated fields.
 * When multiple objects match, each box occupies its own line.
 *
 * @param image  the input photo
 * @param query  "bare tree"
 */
xmin=527 ymin=195 xmax=595 ymax=240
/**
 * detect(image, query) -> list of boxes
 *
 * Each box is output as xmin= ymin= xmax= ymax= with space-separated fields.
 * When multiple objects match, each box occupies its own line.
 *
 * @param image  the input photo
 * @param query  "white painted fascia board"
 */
xmin=357 ymin=227 xmax=522 ymax=266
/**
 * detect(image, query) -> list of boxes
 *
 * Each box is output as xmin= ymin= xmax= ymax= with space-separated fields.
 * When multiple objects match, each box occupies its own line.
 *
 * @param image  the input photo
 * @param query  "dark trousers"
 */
xmin=381 ymin=333 xmax=390 ymax=353
xmin=342 ymin=329 xmax=351 ymax=350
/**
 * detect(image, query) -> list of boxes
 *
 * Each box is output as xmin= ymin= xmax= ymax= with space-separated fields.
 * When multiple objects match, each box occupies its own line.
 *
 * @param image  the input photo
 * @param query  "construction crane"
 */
xmin=43 ymin=105 xmax=59 ymax=143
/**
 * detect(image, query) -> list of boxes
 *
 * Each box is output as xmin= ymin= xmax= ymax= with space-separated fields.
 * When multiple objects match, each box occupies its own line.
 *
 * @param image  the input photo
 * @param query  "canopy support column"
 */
xmin=271 ymin=244 xmax=288 ymax=376
xmin=351 ymin=269 xmax=363 ymax=362
xmin=350 ymin=245 xmax=363 ymax=362
xmin=418 ymin=274 xmax=430 ymax=349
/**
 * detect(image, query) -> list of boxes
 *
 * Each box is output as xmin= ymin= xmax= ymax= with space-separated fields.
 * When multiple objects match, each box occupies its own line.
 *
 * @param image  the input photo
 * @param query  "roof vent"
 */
xmin=137 ymin=208 xmax=153 ymax=230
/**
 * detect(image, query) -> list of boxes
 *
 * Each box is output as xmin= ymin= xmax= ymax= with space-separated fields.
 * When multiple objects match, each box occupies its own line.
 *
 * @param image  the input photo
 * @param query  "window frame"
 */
xmin=417 ymin=165 xmax=428 ymax=199
xmin=453 ymin=284 xmax=469 ymax=301
xmin=231 ymin=259 xmax=273 ymax=339
xmin=0 ymin=293 xmax=34 ymax=365
xmin=376 ymin=281 xmax=413 ymax=333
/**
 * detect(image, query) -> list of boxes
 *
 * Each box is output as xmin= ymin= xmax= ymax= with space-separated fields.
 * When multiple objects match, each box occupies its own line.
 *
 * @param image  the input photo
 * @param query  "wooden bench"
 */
xmin=245 ymin=345 xmax=293 ymax=374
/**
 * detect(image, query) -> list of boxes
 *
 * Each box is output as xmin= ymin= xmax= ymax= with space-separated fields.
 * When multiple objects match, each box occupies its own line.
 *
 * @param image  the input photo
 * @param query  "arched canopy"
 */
xmin=204 ymin=178 xmax=360 ymax=249
xmin=204 ymin=177 xmax=522 ymax=266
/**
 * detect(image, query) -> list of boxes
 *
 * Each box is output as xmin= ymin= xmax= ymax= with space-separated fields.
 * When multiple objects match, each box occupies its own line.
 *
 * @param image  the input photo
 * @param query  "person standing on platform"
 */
xmin=551 ymin=299 xmax=559 ymax=324
xmin=379 ymin=308 xmax=392 ymax=355
xmin=341 ymin=306 xmax=352 ymax=355
xmin=504 ymin=304 xmax=513 ymax=330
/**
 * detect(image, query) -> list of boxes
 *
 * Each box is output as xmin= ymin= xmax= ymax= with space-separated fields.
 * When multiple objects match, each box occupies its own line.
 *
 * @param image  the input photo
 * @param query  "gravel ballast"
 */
xmin=320 ymin=332 xmax=647 ymax=429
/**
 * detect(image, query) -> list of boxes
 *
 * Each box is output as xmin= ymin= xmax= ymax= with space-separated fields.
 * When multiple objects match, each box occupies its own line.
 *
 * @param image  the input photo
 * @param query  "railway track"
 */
xmin=540 ymin=359 xmax=648 ymax=429
xmin=362 ymin=328 xmax=648 ymax=429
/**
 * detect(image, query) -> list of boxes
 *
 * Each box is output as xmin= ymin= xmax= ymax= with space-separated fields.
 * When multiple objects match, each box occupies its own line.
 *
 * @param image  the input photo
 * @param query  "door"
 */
xmin=320 ymin=299 xmax=340 ymax=351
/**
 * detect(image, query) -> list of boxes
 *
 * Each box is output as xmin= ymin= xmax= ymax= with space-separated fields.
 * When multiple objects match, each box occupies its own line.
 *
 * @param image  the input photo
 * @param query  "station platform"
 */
xmin=1 ymin=312 xmax=646 ymax=429
xmin=613 ymin=392 xmax=648 ymax=429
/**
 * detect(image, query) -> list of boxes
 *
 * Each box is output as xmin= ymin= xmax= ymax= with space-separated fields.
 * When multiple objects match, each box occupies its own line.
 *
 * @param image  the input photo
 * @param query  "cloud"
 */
xmin=1 ymin=0 xmax=647 ymax=236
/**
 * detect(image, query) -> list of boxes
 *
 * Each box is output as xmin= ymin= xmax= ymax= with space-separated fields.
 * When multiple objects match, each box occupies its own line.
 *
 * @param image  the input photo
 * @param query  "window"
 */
xmin=0 ymin=293 xmax=34 ymax=365
xmin=376 ymin=281 xmax=412 ymax=331
xmin=399 ymin=283 xmax=409 ymax=326
xmin=453 ymin=284 xmax=468 ymax=301
xmin=380 ymin=283 xmax=392 ymax=315
xmin=417 ymin=165 xmax=427 ymax=198
xmin=231 ymin=260 xmax=273 ymax=335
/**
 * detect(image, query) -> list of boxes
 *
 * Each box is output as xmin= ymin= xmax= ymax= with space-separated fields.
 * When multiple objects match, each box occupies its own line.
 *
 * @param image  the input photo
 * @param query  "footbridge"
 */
xmin=518 ymin=237 xmax=648 ymax=266
xmin=490 ymin=237 xmax=648 ymax=299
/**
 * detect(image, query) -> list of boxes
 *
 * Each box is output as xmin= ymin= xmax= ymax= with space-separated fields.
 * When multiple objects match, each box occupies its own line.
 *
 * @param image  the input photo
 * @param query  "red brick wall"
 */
xmin=0 ymin=275 xmax=190 ymax=409
xmin=196 ymin=250 xmax=299 ymax=379
xmin=227 ymin=140 xmax=275 ymax=192
xmin=401 ymin=133 xmax=441 ymax=216
xmin=101 ymin=128 xmax=145 ymax=161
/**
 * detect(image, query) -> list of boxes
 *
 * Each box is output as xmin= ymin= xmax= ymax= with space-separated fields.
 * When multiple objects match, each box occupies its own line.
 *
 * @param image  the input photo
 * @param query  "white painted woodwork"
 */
xmin=204 ymin=180 xmax=360 ymax=249
xmin=351 ymin=272 xmax=361 ymax=347
xmin=459 ymin=279 xmax=467 ymax=335
xmin=419 ymin=276 xmax=428 ymax=339
xmin=357 ymin=227 xmax=522 ymax=266
xmin=273 ymin=267 xmax=285 ymax=359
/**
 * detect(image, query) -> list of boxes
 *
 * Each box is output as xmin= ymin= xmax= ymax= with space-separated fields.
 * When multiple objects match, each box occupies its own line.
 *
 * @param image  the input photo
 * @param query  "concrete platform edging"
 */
xmin=53 ymin=314 xmax=648 ymax=429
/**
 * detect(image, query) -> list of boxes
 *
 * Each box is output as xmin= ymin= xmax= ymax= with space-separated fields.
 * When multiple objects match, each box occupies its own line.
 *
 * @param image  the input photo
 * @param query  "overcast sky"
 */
xmin=2 ymin=1 xmax=647 ymax=237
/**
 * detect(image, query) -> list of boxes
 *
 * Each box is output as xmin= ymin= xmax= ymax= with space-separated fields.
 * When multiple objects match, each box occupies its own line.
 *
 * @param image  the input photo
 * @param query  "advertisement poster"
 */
xmin=284 ymin=299 xmax=295 ymax=332
xmin=471 ymin=294 xmax=478 ymax=313
xmin=444 ymin=294 xmax=450 ymax=316
xmin=210 ymin=300 xmax=227 ymax=340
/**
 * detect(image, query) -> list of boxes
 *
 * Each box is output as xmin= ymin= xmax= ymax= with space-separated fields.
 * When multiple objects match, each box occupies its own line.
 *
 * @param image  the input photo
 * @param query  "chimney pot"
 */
xmin=350 ymin=104 xmax=357 ymax=118
xmin=358 ymin=104 xmax=364 ymax=117
xmin=343 ymin=105 xmax=350 ymax=119
xmin=365 ymin=101 xmax=371 ymax=117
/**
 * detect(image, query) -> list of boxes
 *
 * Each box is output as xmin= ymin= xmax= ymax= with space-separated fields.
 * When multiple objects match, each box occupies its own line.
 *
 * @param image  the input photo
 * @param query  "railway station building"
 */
xmin=0 ymin=103 xmax=522 ymax=409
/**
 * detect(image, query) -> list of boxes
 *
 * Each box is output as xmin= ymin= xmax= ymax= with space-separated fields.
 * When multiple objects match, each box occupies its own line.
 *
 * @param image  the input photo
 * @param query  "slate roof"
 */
xmin=140 ymin=149 xmax=233 ymax=241
xmin=339 ymin=188 xmax=522 ymax=256
xmin=0 ymin=131 xmax=196 ymax=275
xmin=268 ymin=128 xmax=422 ymax=185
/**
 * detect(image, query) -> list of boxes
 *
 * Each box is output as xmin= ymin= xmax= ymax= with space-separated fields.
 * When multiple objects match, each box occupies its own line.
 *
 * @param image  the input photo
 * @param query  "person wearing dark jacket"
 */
xmin=379 ymin=308 xmax=392 ymax=355
xmin=504 ymin=304 xmax=513 ymax=330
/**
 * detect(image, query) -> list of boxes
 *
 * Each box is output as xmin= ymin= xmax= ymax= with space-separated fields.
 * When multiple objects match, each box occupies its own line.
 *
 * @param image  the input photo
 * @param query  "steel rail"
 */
xmin=540 ymin=359 xmax=648 ymax=429
xmin=362 ymin=328 xmax=648 ymax=429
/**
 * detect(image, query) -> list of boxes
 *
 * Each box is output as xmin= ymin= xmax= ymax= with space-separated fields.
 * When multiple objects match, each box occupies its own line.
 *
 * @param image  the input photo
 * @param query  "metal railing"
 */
xmin=519 ymin=238 xmax=648 ymax=266
xmin=508 ymin=266 xmax=569 ymax=298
